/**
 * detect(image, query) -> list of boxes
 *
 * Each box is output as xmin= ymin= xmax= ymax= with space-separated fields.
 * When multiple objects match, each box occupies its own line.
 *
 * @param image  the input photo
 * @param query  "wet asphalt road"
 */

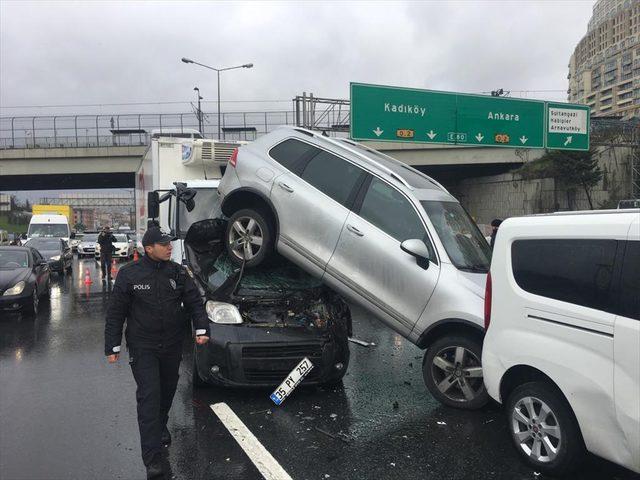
xmin=0 ymin=258 xmax=636 ymax=480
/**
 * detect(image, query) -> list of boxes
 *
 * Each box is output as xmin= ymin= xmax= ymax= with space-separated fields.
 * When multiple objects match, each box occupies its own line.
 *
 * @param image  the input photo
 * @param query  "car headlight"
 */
xmin=3 ymin=281 xmax=26 ymax=296
xmin=205 ymin=301 xmax=243 ymax=324
xmin=51 ymin=255 xmax=61 ymax=261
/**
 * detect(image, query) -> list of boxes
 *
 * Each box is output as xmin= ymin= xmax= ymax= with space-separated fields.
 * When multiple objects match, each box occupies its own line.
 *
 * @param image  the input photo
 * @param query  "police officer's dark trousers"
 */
xmin=100 ymin=253 xmax=113 ymax=279
xmin=129 ymin=343 xmax=182 ymax=465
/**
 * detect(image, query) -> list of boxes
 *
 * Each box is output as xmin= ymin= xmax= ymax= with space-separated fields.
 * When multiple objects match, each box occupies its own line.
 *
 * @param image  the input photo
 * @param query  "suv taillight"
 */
xmin=229 ymin=148 xmax=238 ymax=168
xmin=484 ymin=272 xmax=492 ymax=330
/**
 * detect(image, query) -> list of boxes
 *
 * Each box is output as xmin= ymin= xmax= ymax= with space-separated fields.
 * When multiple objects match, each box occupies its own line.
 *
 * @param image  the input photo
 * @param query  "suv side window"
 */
xmin=619 ymin=241 xmax=640 ymax=320
xmin=358 ymin=176 xmax=432 ymax=249
xmin=512 ymin=239 xmax=618 ymax=313
xmin=269 ymin=139 xmax=320 ymax=173
xmin=299 ymin=150 xmax=365 ymax=207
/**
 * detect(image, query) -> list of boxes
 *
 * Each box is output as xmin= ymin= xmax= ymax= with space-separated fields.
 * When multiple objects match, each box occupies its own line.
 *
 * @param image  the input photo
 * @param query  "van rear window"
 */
xmin=512 ymin=239 xmax=618 ymax=313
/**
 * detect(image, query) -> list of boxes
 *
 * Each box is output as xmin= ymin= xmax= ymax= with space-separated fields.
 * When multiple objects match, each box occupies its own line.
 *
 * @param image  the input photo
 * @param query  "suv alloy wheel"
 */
xmin=225 ymin=208 xmax=274 ymax=267
xmin=422 ymin=335 xmax=488 ymax=410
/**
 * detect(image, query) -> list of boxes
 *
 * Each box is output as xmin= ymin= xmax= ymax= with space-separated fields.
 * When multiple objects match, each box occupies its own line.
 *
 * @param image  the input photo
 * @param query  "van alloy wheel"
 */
xmin=229 ymin=216 xmax=264 ymax=261
xmin=511 ymin=396 xmax=561 ymax=463
xmin=431 ymin=345 xmax=483 ymax=403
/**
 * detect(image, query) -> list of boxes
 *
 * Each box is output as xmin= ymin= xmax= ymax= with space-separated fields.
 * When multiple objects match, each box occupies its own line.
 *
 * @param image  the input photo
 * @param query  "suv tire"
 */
xmin=422 ymin=335 xmax=488 ymax=410
xmin=225 ymin=208 xmax=274 ymax=268
xmin=506 ymin=382 xmax=585 ymax=476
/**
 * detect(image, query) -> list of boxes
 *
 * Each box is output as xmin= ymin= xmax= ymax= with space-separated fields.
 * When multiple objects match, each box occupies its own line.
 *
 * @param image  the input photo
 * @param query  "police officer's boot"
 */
xmin=161 ymin=426 xmax=171 ymax=447
xmin=146 ymin=451 xmax=167 ymax=479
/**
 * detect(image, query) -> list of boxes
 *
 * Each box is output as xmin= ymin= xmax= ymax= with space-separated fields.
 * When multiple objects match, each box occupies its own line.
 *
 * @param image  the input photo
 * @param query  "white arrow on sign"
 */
xmin=564 ymin=136 xmax=573 ymax=146
xmin=427 ymin=130 xmax=437 ymax=140
xmin=475 ymin=133 xmax=484 ymax=142
xmin=373 ymin=127 xmax=383 ymax=137
xmin=519 ymin=136 xmax=528 ymax=144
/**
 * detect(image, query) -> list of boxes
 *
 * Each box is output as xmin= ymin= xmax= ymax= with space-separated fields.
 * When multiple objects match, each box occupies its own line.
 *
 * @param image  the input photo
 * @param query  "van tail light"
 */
xmin=229 ymin=148 xmax=238 ymax=168
xmin=484 ymin=272 xmax=492 ymax=330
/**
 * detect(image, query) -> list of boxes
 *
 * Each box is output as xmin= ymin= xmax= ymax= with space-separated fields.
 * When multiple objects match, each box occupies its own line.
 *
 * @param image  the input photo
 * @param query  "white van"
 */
xmin=482 ymin=209 xmax=640 ymax=476
xmin=27 ymin=214 xmax=71 ymax=243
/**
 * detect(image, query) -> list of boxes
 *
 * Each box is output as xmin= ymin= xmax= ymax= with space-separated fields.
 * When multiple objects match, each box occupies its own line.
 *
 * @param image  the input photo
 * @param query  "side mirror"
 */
xmin=37 ymin=260 xmax=48 ymax=267
xmin=175 ymin=183 xmax=197 ymax=212
xmin=400 ymin=239 xmax=431 ymax=269
xmin=148 ymin=191 xmax=160 ymax=219
xmin=70 ymin=232 xmax=76 ymax=239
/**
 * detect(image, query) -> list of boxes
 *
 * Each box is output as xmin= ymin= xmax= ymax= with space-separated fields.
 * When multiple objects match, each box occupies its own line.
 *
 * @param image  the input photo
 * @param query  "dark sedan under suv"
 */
xmin=0 ymin=246 xmax=51 ymax=316
xmin=185 ymin=218 xmax=351 ymax=388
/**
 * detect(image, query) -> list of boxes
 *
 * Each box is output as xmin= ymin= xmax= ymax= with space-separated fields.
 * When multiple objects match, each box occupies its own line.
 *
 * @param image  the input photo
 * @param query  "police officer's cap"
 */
xmin=142 ymin=228 xmax=174 ymax=246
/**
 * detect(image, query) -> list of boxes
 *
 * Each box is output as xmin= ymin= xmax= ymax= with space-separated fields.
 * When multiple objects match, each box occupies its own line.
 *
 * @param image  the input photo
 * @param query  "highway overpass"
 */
xmin=0 ymin=141 xmax=541 ymax=191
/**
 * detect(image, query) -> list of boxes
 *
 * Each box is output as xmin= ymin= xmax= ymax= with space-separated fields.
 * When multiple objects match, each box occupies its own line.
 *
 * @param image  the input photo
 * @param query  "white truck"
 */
xmin=135 ymin=134 xmax=244 ymax=263
xmin=27 ymin=214 xmax=72 ymax=244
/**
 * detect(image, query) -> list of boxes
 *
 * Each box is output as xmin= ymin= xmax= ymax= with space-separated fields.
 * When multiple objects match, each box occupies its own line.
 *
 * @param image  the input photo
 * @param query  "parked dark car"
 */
xmin=0 ymin=246 xmax=51 ymax=316
xmin=185 ymin=218 xmax=351 ymax=388
xmin=24 ymin=238 xmax=73 ymax=275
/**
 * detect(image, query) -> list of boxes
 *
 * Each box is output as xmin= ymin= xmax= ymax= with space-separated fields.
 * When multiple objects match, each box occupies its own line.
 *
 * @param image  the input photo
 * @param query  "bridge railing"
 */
xmin=0 ymin=110 xmax=327 ymax=149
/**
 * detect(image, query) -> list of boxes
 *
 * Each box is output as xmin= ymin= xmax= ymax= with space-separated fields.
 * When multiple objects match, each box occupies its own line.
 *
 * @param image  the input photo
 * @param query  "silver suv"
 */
xmin=218 ymin=126 xmax=492 ymax=409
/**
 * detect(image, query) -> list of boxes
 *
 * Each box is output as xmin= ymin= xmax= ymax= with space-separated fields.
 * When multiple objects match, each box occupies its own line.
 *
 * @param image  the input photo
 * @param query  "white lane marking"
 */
xmin=210 ymin=402 xmax=293 ymax=480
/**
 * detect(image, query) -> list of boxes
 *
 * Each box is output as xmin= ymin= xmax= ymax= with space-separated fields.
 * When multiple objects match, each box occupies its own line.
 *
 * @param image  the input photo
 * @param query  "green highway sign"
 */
xmin=350 ymin=83 xmax=589 ymax=151
xmin=546 ymin=102 xmax=590 ymax=151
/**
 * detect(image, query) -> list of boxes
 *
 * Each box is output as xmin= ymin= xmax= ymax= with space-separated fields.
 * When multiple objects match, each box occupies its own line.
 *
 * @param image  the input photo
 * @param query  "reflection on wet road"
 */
xmin=0 ymin=258 xmax=635 ymax=479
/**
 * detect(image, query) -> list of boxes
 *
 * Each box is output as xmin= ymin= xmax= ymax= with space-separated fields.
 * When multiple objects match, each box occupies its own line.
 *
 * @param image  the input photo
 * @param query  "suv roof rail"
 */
xmin=282 ymin=126 xmax=449 ymax=193
xmin=336 ymin=138 xmax=449 ymax=193
xmin=284 ymin=127 xmax=412 ymax=188
xmin=319 ymin=136 xmax=414 ymax=190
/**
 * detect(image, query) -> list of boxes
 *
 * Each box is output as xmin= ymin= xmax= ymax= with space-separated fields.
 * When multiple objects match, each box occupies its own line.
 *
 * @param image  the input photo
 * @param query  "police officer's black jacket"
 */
xmin=104 ymin=255 xmax=209 ymax=355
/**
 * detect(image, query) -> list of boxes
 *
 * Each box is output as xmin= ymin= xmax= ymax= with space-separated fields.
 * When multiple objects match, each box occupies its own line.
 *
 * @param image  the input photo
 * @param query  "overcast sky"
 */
xmin=1 ymin=0 xmax=596 ymax=118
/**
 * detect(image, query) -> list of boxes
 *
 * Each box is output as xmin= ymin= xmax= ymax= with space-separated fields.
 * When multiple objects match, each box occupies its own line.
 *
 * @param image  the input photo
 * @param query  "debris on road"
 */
xmin=437 ymin=421 xmax=447 ymax=425
xmin=348 ymin=337 xmax=376 ymax=347
xmin=249 ymin=409 xmax=272 ymax=415
xmin=393 ymin=401 xmax=399 ymax=409
xmin=314 ymin=427 xmax=352 ymax=444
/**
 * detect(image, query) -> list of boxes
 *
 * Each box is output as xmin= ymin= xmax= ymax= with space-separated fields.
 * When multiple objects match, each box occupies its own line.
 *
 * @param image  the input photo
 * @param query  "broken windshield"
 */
xmin=207 ymin=252 xmax=323 ymax=293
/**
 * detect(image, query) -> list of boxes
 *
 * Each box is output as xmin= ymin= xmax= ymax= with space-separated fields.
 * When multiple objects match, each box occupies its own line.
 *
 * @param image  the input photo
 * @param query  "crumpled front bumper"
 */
xmin=194 ymin=323 xmax=350 ymax=387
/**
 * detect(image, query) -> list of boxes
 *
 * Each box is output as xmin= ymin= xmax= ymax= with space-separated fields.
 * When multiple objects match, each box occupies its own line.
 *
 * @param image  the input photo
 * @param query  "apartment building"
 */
xmin=568 ymin=0 xmax=640 ymax=118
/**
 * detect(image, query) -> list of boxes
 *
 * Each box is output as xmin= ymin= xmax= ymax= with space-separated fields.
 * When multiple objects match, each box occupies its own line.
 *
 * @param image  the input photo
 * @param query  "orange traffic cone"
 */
xmin=133 ymin=249 xmax=139 ymax=261
xmin=84 ymin=268 xmax=93 ymax=285
xmin=110 ymin=259 xmax=118 ymax=277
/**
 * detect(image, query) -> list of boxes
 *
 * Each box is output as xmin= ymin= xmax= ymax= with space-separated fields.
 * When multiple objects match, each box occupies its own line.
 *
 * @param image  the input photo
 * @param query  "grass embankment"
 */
xmin=0 ymin=215 xmax=28 ymax=234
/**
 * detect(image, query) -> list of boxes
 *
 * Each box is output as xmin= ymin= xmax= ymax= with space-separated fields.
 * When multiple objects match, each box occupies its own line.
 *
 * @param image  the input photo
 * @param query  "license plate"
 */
xmin=270 ymin=357 xmax=313 ymax=406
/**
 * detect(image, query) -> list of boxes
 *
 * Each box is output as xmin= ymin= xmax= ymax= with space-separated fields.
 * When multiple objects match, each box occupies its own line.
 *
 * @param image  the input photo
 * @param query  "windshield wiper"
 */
xmin=458 ymin=265 xmax=489 ymax=273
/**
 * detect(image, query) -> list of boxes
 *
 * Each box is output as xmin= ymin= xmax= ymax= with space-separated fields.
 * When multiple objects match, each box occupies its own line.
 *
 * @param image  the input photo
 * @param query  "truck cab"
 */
xmin=135 ymin=134 xmax=243 ymax=264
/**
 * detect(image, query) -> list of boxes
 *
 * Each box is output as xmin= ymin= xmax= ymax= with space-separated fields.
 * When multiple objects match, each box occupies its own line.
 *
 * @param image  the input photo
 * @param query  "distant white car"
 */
xmin=95 ymin=234 xmax=134 ymax=260
xmin=482 ymin=209 xmax=640 ymax=476
xmin=77 ymin=233 xmax=99 ymax=258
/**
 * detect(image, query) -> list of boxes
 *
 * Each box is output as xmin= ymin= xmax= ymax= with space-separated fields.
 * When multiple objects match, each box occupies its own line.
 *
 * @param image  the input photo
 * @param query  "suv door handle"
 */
xmin=346 ymin=224 xmax=364 ymax=237
xmin=278 ymin=182 xmax=294 ymax=193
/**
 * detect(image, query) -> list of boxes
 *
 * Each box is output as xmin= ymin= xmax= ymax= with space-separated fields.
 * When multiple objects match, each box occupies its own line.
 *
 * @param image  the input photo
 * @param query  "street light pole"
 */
xmin=181 ymin=57 xmax=254 ymax=140
xmin=217 ymin=71 xmax=221 ymax=139
xmin=194 ymin=87 xmax=203 ymax=134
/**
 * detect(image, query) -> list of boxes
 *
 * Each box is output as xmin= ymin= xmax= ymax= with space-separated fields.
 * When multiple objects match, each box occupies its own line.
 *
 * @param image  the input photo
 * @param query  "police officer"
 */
xmin=489 ymin=218 xmax=503 ymax=250
xmin=98 ymin=226 xmax=118 ymax=281
xmin=105 ymin=227 xmax=209 ymax=478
